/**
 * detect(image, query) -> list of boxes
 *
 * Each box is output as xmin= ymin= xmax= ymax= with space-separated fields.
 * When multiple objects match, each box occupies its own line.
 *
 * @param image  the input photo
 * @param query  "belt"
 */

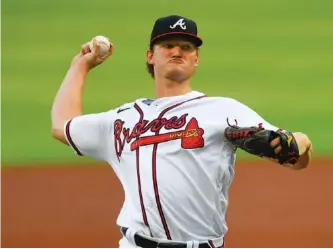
xmin=121 ymin=227 xmax=215 ymax=248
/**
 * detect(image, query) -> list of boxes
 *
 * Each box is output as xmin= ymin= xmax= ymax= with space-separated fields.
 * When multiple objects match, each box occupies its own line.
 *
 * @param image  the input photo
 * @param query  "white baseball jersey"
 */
xmin=64 ymin=90 xmax=279 ymax=244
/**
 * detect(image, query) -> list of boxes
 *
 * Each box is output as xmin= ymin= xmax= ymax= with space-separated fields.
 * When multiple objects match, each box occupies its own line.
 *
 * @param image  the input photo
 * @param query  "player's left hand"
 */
xmin=224 ymin=122 xmax=301 ymax=165
xmin=270 ymin=132 xmax=309 ymax=156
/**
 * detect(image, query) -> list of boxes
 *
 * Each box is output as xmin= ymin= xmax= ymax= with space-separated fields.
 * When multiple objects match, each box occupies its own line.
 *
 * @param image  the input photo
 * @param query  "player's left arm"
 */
xmin=224 ymin=122 xmax=313 ymax=170
xmin=223 ymin=98 xmax=313 ymax=170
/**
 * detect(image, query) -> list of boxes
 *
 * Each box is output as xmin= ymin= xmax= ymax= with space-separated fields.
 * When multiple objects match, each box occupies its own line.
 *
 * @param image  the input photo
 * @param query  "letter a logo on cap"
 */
xmin=170 ymin=18 xmax=186 ymax=30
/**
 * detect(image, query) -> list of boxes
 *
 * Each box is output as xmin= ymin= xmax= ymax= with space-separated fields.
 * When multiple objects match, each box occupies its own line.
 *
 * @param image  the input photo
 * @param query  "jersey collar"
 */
xmin=142 ymin=91 xmax=204 ymax=106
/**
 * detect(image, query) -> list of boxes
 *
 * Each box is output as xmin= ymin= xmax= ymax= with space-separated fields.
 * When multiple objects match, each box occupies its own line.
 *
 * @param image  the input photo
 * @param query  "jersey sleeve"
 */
xmin=225 ymin=98 xmax=280 ymax=131
xmin=64 ymin=110 xmax=116 ymax=162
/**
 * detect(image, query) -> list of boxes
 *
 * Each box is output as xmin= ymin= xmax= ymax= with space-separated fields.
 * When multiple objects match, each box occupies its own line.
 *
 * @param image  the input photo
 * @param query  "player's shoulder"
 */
xmin=113 ymin=97 xmax=152 ymax=114
xmin=204 ymin=95 xmax=246 ymax=107
xmin=113 ymin=100 xmax=137 ymax=114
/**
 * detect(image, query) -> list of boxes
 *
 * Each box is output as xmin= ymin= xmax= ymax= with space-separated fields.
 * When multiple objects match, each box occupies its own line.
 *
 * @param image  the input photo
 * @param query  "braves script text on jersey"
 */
xmin=64 ymin=91 xmax=278 ymax=247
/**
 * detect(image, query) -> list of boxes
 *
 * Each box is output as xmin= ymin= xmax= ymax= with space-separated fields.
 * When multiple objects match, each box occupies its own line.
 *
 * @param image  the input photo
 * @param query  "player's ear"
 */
xmin=194 ymin=53 xmax=199 ymax=67
xmin=146 ymin=48 xmax=154 ymax=65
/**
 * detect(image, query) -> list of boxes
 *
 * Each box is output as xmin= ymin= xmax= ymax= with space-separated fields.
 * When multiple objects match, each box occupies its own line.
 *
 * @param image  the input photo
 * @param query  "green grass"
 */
xmin=2 ymin=0 xmax=332 ymax=165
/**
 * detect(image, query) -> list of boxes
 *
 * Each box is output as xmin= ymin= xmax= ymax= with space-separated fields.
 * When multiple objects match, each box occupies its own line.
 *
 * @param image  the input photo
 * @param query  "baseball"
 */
xmin=89 ymin=35 xmax=111 ymax=57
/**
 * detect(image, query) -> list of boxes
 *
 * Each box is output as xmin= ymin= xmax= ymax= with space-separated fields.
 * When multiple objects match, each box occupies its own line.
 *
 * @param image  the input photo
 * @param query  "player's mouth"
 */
xmin=168 ymin=59 xmax=184 ymax=64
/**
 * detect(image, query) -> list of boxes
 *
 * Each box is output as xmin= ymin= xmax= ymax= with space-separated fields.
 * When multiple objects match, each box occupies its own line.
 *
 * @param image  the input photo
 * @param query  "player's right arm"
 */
xmin=51 ymin=38 xmax=113 ymax=145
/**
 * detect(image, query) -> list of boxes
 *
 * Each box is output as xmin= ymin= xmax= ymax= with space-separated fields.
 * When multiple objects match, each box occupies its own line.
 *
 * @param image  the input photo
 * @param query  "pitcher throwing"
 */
xmin=51 ymin=15 xmax=313 ymax=248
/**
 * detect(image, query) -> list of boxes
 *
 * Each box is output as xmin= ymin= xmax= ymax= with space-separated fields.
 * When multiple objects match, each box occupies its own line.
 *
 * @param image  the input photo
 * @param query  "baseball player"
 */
xmin=51 ymin=15 xmax=313 ymax=248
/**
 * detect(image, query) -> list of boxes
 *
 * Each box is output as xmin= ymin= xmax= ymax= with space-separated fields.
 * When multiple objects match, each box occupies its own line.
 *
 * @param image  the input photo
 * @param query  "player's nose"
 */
xmin=170 ymin=46 xmax=182 ymax=57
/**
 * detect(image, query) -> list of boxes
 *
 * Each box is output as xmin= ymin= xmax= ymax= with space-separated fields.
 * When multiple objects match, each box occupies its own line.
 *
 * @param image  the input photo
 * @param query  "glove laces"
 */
xmin=226 ymin=118 xmax=263 ymax=139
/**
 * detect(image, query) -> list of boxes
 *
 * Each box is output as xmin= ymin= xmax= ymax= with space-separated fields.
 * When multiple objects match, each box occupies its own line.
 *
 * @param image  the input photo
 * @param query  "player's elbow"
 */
xmin=51 ymin=126 xmax=61 ymax=139
xmin=51 ymin=123 xmax=68 ymax=145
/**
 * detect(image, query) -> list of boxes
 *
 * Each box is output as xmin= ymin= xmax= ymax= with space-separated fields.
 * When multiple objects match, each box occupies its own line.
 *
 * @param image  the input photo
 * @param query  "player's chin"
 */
xmin=165 ymin=68 xmax=188 ymax=82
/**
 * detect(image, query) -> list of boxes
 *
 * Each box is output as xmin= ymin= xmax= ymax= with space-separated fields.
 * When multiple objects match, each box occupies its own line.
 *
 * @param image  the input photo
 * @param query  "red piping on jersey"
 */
xmin=65 ymin=120 xmax=83 ymax=156
xmin=208 ymin=240 xmax=215 ymax=248
xmin=152 ymin=94 xmax=206 ymax=240
xmin=134 ymin=103 xmax=152 ymax=234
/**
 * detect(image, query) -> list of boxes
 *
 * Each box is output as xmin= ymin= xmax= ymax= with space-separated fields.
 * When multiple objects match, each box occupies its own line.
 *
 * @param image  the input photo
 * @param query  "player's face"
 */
xmin=147 ymin=38 xmax=199 ymax=82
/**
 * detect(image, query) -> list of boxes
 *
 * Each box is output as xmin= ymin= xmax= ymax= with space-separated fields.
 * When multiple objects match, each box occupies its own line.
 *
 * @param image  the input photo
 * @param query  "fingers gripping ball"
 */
xmin=89 ymin=35 xmax=111 ymax=57
xmin=224 ymin=119 xmax=300 ymax=165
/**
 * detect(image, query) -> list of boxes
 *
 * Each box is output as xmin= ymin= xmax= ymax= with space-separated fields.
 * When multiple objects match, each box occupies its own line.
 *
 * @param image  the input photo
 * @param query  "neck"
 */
xmin=154 ymin=77 xmax=192 ymax=99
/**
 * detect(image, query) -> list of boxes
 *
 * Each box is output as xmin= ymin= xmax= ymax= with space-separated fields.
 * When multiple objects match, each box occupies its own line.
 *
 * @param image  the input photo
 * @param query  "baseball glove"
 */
xmin=224 ymin=118 xmax=299 ymax=165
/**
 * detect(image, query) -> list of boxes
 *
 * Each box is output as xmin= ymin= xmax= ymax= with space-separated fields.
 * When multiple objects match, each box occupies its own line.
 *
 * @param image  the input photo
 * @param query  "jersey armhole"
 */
xmin=64 ymin=119 xmax=83 ymax=156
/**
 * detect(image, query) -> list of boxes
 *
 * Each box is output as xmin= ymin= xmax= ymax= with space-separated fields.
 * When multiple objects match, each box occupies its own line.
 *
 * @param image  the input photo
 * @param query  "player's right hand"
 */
xmin=70 ymin=38 xmax=114 ymax=71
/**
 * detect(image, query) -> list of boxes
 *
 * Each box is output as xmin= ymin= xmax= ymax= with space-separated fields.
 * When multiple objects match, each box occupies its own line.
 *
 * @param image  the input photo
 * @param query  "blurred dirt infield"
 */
xmin=2 ymin=158 xmax=332 ymax=248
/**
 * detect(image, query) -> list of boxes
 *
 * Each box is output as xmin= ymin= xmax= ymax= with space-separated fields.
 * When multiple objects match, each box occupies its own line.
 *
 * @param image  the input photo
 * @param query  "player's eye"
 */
xmin=181 ymin=44 xmax=191 ymax=50
xmin=163 ymin=43 xmax=175 ymax=49
xmin=180 ymin=44 xmax=195 ymax=51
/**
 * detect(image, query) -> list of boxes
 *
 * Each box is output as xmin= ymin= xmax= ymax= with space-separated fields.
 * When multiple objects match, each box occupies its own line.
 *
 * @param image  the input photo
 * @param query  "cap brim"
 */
xmin=150 ymin=32 xmax=203 ymax=47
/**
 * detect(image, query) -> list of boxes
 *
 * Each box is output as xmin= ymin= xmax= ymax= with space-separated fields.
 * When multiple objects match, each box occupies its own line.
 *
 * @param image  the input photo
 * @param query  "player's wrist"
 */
xmin=293 ymin=132 xmax=311 ymax=156
xmin=70 ymin=60 xmax=91 ymax=74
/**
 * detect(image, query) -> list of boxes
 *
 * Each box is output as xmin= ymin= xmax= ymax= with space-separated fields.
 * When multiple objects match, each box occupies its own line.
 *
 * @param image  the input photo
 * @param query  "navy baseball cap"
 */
xmin=150 ymin=15 xmax=203 ymax=47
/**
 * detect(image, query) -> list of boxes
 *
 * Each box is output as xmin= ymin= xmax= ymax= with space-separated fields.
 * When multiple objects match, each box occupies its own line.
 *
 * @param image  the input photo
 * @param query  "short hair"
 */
xmin=146 ymin=61 xmax=155 ymax=79
xmin=146 ymin=45 xmax=155 ymax=79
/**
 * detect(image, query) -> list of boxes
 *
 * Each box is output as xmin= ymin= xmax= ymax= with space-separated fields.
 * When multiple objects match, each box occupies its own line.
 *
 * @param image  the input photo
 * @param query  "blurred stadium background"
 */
xmin=2 ymin=0 xmax=333 ymax=247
